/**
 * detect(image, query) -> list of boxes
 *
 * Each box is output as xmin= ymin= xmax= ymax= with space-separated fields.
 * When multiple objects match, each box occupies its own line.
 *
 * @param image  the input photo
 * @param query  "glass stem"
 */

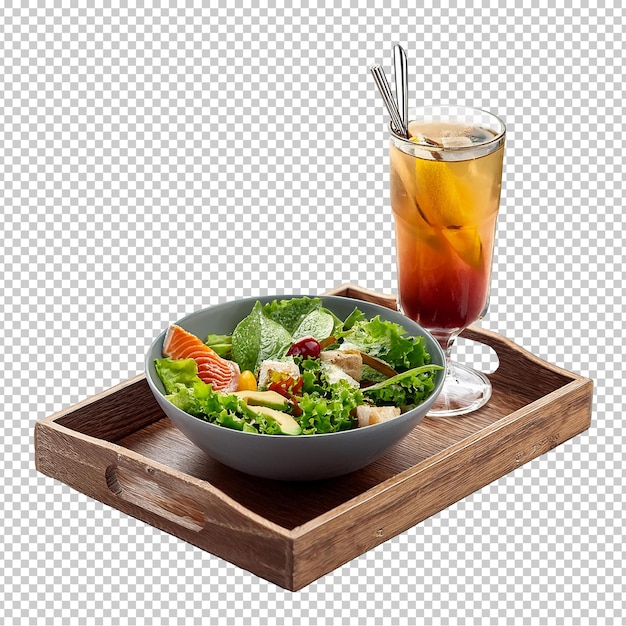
xmin=433 ymin=331 xmax=459 ymax=377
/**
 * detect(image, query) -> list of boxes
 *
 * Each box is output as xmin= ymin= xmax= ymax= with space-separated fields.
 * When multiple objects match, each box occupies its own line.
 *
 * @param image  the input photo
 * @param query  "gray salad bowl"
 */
xmin=145 ymin=295 xmax=446 ymax=481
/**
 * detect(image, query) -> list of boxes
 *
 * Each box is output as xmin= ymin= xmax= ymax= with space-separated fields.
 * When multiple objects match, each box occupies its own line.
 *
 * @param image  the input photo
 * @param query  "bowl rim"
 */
xmin=145 ymin=294 xmax=446 ymax=439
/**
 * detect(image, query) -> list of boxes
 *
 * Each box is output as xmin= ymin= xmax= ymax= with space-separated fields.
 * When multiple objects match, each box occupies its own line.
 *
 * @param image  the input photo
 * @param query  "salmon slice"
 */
xmin=163 ymin=324 xmax=240 ymax=392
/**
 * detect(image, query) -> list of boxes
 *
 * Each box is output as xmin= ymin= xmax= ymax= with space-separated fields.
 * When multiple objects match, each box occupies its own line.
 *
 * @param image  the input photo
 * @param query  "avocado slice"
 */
xmin=233 ymin=390 xmax=290 ymax=411
xmin=248 ymin=405 xmax=302 ymax=436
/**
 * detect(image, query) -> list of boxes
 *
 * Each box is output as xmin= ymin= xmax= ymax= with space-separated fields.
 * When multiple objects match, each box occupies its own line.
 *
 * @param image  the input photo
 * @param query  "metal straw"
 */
xmin=369 ymin=63 xmax=408 ymax=138
xmin=393 ymin=44 xmax=409 ymax=133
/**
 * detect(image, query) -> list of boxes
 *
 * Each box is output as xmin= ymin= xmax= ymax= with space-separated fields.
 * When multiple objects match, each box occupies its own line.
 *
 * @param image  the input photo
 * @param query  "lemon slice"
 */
xmin=391 ymin=143 xmax=486 ymax=269
xmin=411 ymin=157 xmax=485 ymax=269
xmin=413 ymin=158 xmax=475 ymax=227
xmin=442 ymin=225 xmax=484 ymax=270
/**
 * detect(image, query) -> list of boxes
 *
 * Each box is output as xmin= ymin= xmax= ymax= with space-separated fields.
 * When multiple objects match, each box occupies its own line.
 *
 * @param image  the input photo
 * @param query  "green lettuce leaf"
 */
xmin=297 ymin=381 xmax=362 ymax=434
xmin=262 ymin=297 xmax=322 ymax=334
xmin=339 ymin=315 xmax=432 ymax=371
xmin=341 ymin=306 xmax=366 ymax=331
xmin=154 ymin=357 xmax=201 ymax=394
xmin=262 ymin=297 xmax=344 ymax=341
xmin=363 ymin=365 xmax=443 ymax=409
xmin=292 ymin=308 xmax=335 ymax=342
xmin=154 ymin=358 xmax=217 ymax=417
xmin=204 ymin=333 xmax=232 ymax=357
xmin=296 ymin=358 xmax=363 ymax=434
xmin=232 ymin=298 xmax=346 ymax=372
xmin=231 ymin=300 xmax=293 ymax=372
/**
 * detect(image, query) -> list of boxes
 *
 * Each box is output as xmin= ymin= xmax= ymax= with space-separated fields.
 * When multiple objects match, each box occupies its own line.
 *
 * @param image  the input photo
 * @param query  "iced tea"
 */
xmin=389 ymin=114 xmax=505 ymax=344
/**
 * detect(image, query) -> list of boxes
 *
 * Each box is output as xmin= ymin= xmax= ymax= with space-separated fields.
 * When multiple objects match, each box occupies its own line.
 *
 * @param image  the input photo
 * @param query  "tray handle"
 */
xmin=104 ymin=454 xmax=273 ymax=535
xmin=106 ymin=457 xmax=207 ymax=531
xmin=460 ymin=325 xmax=522 ymax=357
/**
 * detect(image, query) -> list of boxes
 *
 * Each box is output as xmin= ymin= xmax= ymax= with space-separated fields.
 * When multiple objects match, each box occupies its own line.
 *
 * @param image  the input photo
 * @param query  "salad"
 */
xmin=154 ymin=297 xmax=442 ymax=436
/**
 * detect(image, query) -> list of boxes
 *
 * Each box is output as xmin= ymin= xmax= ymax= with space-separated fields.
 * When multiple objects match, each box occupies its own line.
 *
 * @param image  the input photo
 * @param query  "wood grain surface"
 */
xmin=34 ymin=285 xmax=593 ymax=590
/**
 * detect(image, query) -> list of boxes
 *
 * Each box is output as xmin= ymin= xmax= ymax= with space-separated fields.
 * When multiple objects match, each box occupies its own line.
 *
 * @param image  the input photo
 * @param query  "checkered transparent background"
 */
xmin=1 ymin=2 xmax=623 ymax=624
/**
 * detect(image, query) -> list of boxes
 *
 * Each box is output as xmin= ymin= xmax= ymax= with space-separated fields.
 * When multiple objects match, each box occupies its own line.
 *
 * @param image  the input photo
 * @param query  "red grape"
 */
xmin=286 ymin=336 xmax=321 ymax=359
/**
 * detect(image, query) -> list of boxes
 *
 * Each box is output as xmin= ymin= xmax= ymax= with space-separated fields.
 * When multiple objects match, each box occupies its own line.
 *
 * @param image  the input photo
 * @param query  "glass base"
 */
xmin=427 ymin=360 xmax=492 ymax=417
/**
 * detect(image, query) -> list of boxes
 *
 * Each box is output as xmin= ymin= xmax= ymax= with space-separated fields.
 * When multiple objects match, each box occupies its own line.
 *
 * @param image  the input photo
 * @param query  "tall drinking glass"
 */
xmin=389 ymin=105 xmax=505 ymax=417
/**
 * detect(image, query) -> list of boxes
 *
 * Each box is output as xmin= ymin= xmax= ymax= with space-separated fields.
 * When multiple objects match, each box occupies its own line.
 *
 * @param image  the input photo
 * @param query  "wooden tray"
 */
xmin=34 ymin=284 xmax=593 ymax=591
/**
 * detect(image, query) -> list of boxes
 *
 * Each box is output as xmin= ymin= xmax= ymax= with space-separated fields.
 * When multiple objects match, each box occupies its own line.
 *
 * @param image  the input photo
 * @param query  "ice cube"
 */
xmin=466 ymin=127 xmax=495 ymax=144
xmin=441 ymin=136 xmax=473 ymax=148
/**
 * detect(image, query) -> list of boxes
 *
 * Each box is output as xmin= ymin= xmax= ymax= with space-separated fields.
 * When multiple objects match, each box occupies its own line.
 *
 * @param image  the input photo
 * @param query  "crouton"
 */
xmin=356 ymin=405 xmax=402 ymax=428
